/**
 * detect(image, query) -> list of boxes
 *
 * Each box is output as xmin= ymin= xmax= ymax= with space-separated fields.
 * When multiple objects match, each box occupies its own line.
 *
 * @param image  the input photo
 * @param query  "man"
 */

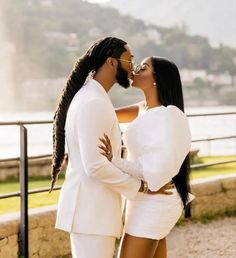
xmin=51 ymin=37 xmax=172 ymax=258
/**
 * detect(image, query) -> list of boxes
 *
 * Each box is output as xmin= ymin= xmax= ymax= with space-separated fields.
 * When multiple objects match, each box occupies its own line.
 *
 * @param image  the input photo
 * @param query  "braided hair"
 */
xmin=49 ymin=37 xmax=127 ymax=192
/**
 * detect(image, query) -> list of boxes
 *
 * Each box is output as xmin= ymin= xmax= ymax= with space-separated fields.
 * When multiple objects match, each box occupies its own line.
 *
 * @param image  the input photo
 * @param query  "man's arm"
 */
xmin=75 ymin=98 xmax=141 ymax=200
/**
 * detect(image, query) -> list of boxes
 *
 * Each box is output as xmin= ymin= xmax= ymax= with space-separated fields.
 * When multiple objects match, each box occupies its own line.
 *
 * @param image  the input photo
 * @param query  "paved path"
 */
xmin=167 ymin=217 xmax=236 ymax=258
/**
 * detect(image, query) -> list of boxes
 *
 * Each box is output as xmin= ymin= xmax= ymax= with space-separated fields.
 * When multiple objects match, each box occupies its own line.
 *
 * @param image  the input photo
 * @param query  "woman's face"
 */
xmin=131 ymin=57 xmax=156 ymax=91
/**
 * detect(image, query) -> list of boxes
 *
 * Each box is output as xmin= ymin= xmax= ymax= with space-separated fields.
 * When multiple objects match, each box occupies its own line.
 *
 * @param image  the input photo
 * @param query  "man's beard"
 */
xmin=115 ymin=62 xmax=130 ymax=89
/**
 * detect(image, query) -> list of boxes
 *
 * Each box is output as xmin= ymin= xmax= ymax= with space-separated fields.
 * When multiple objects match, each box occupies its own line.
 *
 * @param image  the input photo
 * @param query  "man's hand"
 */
xmin=99 ymin=134 xmax=113 ymax=161
xmin=147 ymin=181 xmax=174 ymax=195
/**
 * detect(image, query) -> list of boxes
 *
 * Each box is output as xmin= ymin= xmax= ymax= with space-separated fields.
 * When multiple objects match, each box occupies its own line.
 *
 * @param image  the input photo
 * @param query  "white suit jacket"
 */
xmin=55 ymin=78 xmax=141 ymax=238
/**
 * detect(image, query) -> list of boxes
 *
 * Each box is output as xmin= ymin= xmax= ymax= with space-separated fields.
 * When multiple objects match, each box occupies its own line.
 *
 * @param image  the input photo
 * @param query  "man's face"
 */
xmin=115 ymin=45 xmax=134 ymax=89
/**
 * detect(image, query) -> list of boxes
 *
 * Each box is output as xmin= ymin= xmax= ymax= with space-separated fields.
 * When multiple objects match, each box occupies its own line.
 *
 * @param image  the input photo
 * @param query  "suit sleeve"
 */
xmin=75 ymin=98 xmax=141 ymax=200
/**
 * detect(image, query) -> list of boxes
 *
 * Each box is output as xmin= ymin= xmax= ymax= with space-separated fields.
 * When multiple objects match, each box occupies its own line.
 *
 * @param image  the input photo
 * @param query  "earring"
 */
xmin=153 ymin=82 xmax=156 ymax=86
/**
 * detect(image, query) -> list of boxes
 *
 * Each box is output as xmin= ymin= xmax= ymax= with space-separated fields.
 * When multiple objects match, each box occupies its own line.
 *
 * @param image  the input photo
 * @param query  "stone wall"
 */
xmin=0 ymin=174 xmax=235 ymax=258
xmin=0 ymin=158 xmax=67 ymax=181
xmin=0 ymin=206 xmax=70 ymax=258
xmin=191 ymin=174 xmax=236 ymax=218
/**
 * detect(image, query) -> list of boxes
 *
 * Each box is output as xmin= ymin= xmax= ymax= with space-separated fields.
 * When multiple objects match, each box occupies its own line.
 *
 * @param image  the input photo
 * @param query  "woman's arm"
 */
xmin=112 ymin=156 xmax=144 ymax=179
xmin=99 ymin=134 xmax=175 ymax=194
xmin=115 ymin=101 xmax=145 ymax=123
xmin=99 ymin=134 xmax=143 ymax=178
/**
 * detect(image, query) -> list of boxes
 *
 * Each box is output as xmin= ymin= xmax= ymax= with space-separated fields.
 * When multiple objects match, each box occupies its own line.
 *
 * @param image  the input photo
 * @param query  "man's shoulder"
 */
xmin=85 ymin=98 xmax=110 ymax=110
xmin=73 ymin=90 xmax=108 ymax=107
xmin=71 ymin=96 xmax=113 ymax=119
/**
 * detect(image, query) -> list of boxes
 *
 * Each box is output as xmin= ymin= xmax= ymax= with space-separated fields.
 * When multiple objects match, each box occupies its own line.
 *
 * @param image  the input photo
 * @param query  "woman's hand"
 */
xmin=99 ymin=134 xmax=113 ymax=161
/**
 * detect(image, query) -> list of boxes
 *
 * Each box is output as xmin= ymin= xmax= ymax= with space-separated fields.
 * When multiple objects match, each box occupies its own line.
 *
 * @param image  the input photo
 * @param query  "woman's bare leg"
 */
xmin=119 ymin=233 xmax=159 ymax=258
xmin=153 ymin=238 xmax=167 ymax=258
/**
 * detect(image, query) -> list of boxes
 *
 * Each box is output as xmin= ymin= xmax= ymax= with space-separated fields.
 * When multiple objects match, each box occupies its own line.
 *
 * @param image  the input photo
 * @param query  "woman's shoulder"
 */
xmin=133 ymin=104 xmax=188 ymax=128
xmin=166 ymin=105 xmax=188 ymax=122
xmin=141 ymin=105 xmax=189 ymax=131
xmin=166 ymin=105 xmax=184 ymax=114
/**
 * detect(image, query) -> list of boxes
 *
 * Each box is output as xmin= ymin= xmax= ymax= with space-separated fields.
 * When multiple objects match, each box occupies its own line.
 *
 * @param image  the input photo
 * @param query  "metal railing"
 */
xmin=0 ymin=111 xmax=236 ymax=257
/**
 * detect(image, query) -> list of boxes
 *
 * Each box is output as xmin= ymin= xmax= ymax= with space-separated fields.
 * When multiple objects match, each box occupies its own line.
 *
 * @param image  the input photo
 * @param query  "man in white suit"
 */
xmin=50 ymin=37 xmax=172 ymax=258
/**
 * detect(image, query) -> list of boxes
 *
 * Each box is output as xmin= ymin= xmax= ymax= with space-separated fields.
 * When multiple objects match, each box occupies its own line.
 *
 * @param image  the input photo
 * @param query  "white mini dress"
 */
xmin=112 ymin=105 xmax=195 ymax=240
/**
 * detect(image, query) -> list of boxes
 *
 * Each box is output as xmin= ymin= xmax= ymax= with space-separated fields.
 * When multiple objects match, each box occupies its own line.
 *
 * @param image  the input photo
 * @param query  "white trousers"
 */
xmin=70 ymin=233 xmax=116 ymax=258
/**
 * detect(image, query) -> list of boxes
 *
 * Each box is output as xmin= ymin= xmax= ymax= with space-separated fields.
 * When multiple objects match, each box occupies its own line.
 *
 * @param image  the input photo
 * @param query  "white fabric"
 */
xmin=121 ymin=105 xmax=192 ymax=191
xmin=115 ymin=105 xmax=195 ymax=239
xmin=55 ymin=78 xmax=141 ymax=237
xmin=70 ymin=233 xmax=116 ymax=258
xmin=112 ymin=156 xmax=143 ymax=179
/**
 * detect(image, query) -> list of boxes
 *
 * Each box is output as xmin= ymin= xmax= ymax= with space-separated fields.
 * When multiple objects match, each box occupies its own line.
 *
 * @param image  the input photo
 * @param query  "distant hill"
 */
xmin=1 ymin=0 xmax=235 ymax=83
xmin=0 ymin=0 xmax=236 ymax=110
xmin=104 ymin=0 xmax=236 ymax=47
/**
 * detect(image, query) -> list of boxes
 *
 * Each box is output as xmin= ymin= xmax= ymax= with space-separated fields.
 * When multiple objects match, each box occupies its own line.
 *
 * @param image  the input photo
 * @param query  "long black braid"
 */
xmin=49 ymin=37 xmax=127 ymax=192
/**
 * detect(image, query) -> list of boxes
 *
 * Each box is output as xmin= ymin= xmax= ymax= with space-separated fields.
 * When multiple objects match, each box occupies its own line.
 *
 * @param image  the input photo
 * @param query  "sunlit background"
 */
xmin=0 ymin=0 xmax=235 ymax=158
xmin=0 ymin=3 xmax=235 ymax=257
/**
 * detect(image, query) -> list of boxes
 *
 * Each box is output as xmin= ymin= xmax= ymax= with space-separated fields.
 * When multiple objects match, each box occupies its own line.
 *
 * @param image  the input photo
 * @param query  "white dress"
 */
xmin=112 ymin=105 xmax=195 ymax=240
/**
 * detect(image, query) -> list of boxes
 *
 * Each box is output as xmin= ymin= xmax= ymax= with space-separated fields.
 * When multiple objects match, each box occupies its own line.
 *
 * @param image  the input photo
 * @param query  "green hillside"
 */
xmin=1 ymin=0 xmax=236 ymax=85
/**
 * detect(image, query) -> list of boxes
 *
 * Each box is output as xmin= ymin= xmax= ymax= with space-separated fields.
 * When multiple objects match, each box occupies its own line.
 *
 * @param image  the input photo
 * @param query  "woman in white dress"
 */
xmin=99 ymin=56 xmax=195 ymax=258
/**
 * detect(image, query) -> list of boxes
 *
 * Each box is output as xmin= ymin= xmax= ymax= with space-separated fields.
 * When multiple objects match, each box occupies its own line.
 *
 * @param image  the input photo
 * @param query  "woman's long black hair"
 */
xmin=49 ymin=37 xmax=127 ymax=192
xmin=151 ymin=56 xmax=191 ymax=210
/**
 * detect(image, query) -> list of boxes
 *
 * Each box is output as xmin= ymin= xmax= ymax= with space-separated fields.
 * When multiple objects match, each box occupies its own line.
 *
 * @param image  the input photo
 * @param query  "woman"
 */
xmin=99 ymin=56 xmax=195 ymax=258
